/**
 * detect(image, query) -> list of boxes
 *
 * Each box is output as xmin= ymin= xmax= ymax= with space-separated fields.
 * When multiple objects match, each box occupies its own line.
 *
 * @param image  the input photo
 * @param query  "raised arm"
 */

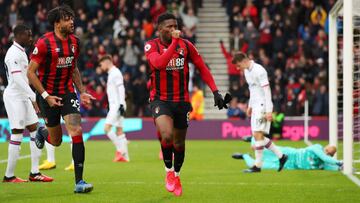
xmin=145 ymin=38 xmax=179 ymax=69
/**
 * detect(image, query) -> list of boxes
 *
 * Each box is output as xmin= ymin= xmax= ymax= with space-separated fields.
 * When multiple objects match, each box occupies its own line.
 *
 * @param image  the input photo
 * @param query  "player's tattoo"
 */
xmin=72 ymin=67 xmax=85 ymax=93
xmin=65 ymin=114 xmax=81 ymax=126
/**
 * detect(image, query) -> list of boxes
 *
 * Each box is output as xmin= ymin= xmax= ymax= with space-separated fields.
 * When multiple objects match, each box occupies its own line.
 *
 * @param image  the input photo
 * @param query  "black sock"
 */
xmin=174 ymin=146 xmax=185 ymax=173
xmin=72 ymin=142 xmax=85 ymax=184
xmin=161 ymin=141 xmax=173 ymax=169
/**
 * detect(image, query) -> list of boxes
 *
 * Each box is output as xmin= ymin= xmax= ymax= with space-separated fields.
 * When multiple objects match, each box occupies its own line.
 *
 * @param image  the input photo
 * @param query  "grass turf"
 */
xmin=0 ymin=140 xmax=359 ymax=203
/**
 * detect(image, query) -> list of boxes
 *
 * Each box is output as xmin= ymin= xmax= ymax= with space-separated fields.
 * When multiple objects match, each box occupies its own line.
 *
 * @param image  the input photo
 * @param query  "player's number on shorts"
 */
xmin=71 ymin=99 xmax=80 ymax=112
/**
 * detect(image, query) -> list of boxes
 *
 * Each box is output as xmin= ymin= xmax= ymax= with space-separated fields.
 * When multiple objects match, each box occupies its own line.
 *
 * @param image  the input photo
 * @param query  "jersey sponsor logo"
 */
xmin=57 ymin=56 xmax=74 ymax=68
xmin=166 ymin=58 xmax=185 ymax=71
xmin=55 ymin=48 xmax=60 ymax=52
xmin=32 ymin=47 xmax=38 ymax=55
xmin=144 ymin=44 xmax=151 ymax=52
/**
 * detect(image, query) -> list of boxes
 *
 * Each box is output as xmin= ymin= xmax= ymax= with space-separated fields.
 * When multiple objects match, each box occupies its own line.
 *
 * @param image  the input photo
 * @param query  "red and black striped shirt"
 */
xmin=30 ymin=32 xmax=80 ymax=95
xmin=145 ymin=37 xmax=218 ymax=102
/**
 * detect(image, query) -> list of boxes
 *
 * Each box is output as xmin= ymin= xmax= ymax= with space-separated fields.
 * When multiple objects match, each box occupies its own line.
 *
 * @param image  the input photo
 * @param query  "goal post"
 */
xmin=329 ymin=0 xmax=360 ymax=186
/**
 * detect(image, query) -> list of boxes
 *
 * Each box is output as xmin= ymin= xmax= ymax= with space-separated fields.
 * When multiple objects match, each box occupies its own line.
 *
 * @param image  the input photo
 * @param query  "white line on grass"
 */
xmin=0 ymin=155 xmax=31 ymax=164
xmin=92 ymin=181 xmax=331 ymax=187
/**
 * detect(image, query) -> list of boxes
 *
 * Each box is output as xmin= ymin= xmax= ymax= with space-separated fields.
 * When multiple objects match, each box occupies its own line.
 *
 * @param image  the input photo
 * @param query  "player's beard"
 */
xmin=60 ymin=25 xmax=74 ymax=35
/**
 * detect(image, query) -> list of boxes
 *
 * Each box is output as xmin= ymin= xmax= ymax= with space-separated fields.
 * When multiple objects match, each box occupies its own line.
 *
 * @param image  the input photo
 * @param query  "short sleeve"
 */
xmin=30 ymin=39 xmax=47 ymax=65
xmin=257 ymin=67 xmax=269 ymax=87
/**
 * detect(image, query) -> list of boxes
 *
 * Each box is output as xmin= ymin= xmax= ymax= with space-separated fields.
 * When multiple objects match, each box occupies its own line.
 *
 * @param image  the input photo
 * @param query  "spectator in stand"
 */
xmin=190 ymin=84 xmax=204 ymax=120
xmin=150 ymin=0 xmax=166 ymax=23
xmin=227 ymin=97 xmax=246 ymax=119
xmin=119 ymin=38 xmax=141 ymax=76
xmin=219 ymin=39 xmax=241 ymax=83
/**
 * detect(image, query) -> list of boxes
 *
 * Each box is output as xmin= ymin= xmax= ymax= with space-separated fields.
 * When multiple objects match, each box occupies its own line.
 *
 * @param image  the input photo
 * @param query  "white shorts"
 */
xmin=3 ymin=92 xmax=38 ymax=129
xmin=105 ymin=109 xmax=123 ymax=127
xmin=250 ymin=106 xmax=270 ymax=134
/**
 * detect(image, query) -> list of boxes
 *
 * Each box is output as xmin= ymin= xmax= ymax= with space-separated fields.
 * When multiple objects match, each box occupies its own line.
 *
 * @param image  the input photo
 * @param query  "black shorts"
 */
xmin=150 ymin=100 xmax=192 ymax=129
xmin=37 ymin=93 xmax=80 ymax=127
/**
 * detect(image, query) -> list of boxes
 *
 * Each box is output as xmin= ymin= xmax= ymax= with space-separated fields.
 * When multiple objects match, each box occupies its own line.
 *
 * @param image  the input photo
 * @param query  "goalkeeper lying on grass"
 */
xmin=232 ymin=137 xmax=342 ymax=171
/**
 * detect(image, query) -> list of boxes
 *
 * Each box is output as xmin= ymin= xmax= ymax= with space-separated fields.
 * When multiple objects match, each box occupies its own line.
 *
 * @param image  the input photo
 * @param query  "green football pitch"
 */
xmin=0 ymin=140 xmax=359 ymax=203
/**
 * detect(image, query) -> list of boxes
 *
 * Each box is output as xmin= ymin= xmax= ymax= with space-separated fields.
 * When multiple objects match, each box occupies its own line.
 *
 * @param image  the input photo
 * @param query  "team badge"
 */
xmin=32 ymin=47 xmax=38 ymax=55
xmin=71 ymin=45 xmax=75 ymax=53
xmin=55 ymin=48 xmax=60 ymax=52
xmin=179 ymin=48 xmax=184 ymax=56
xmin=144 ymin=44 xmax=151 ymax=52
xmin=155 ymin=106 xmax=160 ymax=114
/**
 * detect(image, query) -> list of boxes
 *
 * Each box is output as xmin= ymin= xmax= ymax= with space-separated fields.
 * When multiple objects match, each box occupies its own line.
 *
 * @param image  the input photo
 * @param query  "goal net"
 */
xmin=329 ymin=0 xmax=360 ymax=185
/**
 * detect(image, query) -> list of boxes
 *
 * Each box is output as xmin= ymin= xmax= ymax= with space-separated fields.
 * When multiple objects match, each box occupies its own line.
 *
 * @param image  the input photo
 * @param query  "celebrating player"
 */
xmin=232 ymin=52 xmax=288 ymax=173
xmin=98 ymin=55 xmax=130 ymax=162
xmin=27 ymin=5 xmax=94 ymax=193
xmin=144 ymin=13 xmax=229 ymax=196
xmin=3 ymin=24 xmax=53 ymax=183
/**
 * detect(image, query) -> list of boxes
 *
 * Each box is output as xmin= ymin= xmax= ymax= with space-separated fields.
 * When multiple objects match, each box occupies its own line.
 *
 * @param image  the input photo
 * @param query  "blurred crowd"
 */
xmin=0 ymin=0 xmax=333 ymax=119
xmin=0 ymin=0 xmax=201 ymax=117
xmin=224 ymin=0 xmax=333 ymax=119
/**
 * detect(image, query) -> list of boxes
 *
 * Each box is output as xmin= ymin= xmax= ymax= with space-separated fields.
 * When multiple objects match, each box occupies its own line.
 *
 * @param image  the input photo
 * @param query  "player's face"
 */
xmin=59 ymin=15 xmax=74 ymax=34
xmin=20 ymin=30 xmax=33 ymax=47
xmin=235 ymin=60 xmax=247 ymax=71
xmin=159 ymin=19 xmax=178 ymax=43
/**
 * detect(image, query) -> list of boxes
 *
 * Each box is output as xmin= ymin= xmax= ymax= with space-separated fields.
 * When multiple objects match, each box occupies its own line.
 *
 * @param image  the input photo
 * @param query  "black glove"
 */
xmin=219 ymin=39 xmax=223 ymax=44
xmin=213 ymin=91 xmax=225 ymax=110
xmin=119 ymin=104 xmax=125 ymax=116
xmin=223 ymin=93 xmax=232 ymax=109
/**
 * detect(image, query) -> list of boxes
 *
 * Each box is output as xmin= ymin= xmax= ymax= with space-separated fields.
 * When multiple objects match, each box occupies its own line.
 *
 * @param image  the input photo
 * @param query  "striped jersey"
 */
xmin=30 ymin=32 xmax=80 ymax=95
xmin=145 ymin=37 xmax=217 ymax=102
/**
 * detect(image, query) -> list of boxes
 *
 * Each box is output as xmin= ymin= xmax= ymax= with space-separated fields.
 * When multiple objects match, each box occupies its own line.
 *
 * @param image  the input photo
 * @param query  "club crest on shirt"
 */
xmin=178 ymin=48 xmax=184 ymax=56
xmin=71 ymin=45 xmax=75 ymax=53
xmin=155 ymin=106 xmax=160 ymax=114
xmin=55 ymin=48 xmax=60 ymax=52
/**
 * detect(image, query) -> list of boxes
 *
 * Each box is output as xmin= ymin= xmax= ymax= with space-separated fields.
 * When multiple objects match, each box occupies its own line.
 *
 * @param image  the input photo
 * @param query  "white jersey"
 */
xmin=107 ymin=66 xmax=126 ymax=111
xmin=244 ymin=60 xmax=271 ymax=110
xmin=4 ymin=41 xmax=35 ymax=101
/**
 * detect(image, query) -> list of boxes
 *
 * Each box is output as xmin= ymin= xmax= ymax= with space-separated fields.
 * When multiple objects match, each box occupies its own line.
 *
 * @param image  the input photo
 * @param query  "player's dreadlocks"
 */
xmin=47 ymin=4 xmax=75 ymax=26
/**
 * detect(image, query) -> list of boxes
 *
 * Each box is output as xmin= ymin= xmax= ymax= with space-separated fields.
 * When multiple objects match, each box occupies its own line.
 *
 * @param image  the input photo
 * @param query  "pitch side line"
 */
xmin=0 ymin=155 xmax=31 ymax=164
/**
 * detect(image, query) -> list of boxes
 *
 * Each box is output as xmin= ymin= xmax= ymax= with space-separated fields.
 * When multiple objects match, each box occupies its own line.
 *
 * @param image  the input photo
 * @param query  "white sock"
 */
xmin=118 ymin=134 xmax=129 ymax=160
xmin=264 ymin=137 xmax=283 ymax=158
xmin=175 ymin=172 xmax=180 ymax=177
xmin=45 ymin=142 xmax=55 ymax=163
xmin=165 ymin=166 xmax=174 ymax=172
xmin=30 ymin=131 xmax=42 ymax=174
xmin=5 ymin=134 xmax=22 ymax=177
xmin=107 ymin=131 xmax=122 ymax=152
xmin=254 ymin=140 xmax=264 ymax=168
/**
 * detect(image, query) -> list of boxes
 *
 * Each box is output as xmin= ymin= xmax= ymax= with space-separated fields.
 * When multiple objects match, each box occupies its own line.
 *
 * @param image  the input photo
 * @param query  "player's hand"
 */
xmin=219 ymin=39 xmax=223 ymax=44
xmin=46 ymin=95 xmax=63 ymax=107
xmin=31 ymin=101 xmax=40 ymax=114
xmin=80 ymin=92 xmax=96 ymax=108
xmin=265 ymin=112 xmax=273 ymax=121
xmin=119 ymin=104 xmax=125 ymax=116
xmin=213 ymin=90 xmax=225 ymax=110
xmin=172 ymin=30 xmax=181 ymax=39
xmin=246 ymin=107 xmax=252 ymax=117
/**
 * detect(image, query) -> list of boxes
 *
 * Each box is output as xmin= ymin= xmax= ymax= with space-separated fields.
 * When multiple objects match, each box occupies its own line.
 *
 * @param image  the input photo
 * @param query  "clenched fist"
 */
xmin=171 ymin=30 xmax=181 ymax=38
